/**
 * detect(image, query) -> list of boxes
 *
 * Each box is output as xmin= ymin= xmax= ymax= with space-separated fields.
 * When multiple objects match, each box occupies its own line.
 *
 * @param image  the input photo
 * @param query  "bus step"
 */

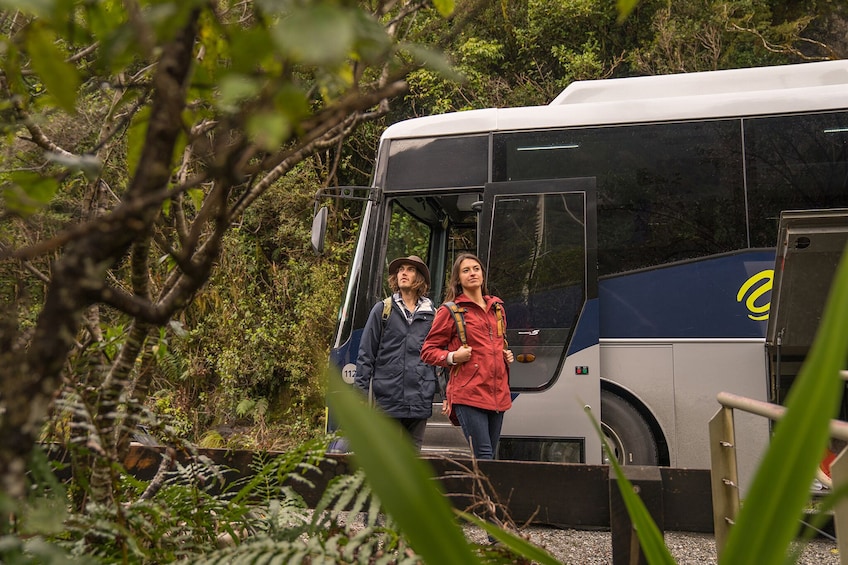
xmin=424 ymin=403 xmax=470 ymax=454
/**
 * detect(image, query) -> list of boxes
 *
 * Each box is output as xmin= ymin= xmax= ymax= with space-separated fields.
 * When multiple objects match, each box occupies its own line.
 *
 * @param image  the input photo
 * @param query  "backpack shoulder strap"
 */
xmin=494 ymin=302 xmax=509 ymax=349
xmin=381 ymin=297 xmax=393 ymax=325
xmin=494 ymin=302 xmax=505 ymax=337
xmin=444 ymin=301 xmax=467 ymax=346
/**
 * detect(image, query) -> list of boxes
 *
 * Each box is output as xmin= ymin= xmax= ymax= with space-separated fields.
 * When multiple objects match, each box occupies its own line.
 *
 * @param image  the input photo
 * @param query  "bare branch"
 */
xmin=727 ymin=21 xmax=838 ymax=61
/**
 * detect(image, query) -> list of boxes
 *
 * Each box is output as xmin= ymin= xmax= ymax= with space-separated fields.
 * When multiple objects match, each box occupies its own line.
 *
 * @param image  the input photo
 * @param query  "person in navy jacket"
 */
xmin=354 ymin=255 xmax=437 ymax=451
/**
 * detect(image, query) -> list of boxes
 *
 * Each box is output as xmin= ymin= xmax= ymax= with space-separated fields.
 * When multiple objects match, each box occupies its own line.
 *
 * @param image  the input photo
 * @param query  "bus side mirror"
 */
xmin=311 ymin=205 xmax=328 ymax=255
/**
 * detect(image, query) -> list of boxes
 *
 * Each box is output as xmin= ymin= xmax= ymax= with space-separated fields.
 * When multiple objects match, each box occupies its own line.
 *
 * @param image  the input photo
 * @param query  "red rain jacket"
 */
xmin=421 ymin=294 xmax=512 ymax=412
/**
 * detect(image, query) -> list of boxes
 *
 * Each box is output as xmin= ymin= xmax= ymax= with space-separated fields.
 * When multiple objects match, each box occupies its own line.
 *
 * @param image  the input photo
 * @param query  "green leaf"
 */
xmin=272 ymin=4 xmax=355 ymax=65
xmin=45 ymin=152 xmax=102 ymax=180
xmin=349 ymin=9 xmax=391 ymax=63
xmin=399 ymin=42 xmax=464 ymax=82
xmin=228 ymin=27 xmax=276 ymax=75
xmin=432 ymin=0 xmax=455 ymax=18
xmin=616 ymin=0 xmax=641 ymax=23
xmin=274 ymin=84 xmax=309 ymax=124
xmin=327 ymin=373 xmax=479 ymax=565
xmin=126 ymin=106 xmax=150 ymax=177
xmin=460 ymin=511 xmax=560 ymax=564
xmin=236 ymin=398 xmax=256 ymax=417
xmin=721 ymin=245 xmax=848 ymax=563
xmin=88 ymin=4 xmax=137 ymax=74
xmin=25 ymin=24 xmax=80 ymax=114
xmin=20 ymin=498 xmax=67 ymax=536
xmin=217 ymin=74 xmax=262 ymax=114
xmin=247 ymin=112 xmax=291 ymax=151
xmin=187 ymin=188 xmax=204 ymax=211
xmin=585 ymin=406 xmax=676 ymax=565
xmin=3 ymin=173 xmax=60 ymax=217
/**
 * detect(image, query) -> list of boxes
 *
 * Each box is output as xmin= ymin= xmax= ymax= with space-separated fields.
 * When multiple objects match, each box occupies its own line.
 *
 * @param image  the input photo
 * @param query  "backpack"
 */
xmin=443 ymin=300 xmax=506 ymax=346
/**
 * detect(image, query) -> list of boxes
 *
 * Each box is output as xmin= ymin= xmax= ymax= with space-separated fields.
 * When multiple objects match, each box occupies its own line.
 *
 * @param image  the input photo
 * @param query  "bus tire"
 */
xmin=601 ymin=390 xmax=659 ymax=465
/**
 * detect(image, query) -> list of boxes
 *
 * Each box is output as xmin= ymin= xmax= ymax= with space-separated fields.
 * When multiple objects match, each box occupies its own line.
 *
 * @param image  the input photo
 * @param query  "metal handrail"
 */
xmin=711 ymin=389 xmax=848 ymax=565
xmin=716 ymin=391 xmax=848 ymax=441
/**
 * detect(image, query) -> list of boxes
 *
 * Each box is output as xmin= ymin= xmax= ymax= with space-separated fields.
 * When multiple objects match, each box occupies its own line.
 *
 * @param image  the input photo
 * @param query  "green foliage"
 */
xmin=161 ymin=166 xmax=348 ymax=447
xmin=24 ymin=22 xmax=80 ymax=113
xmin=328 ymin=369 xmax=573 ymax=564
xmin=149 ymin=390 xmax=193 ymax=438
xmin=11 ymin=436 xmax=488 ymax=564
xmin=2 ymin=0 xmax=846 ymax=559
xmin=327 ymin=375 xmax=479 ymax=565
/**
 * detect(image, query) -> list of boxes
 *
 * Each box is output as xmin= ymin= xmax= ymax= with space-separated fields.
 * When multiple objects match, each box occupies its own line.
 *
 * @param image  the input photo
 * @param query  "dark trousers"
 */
xmin=396 ymin=417 xmax=428 ymax=451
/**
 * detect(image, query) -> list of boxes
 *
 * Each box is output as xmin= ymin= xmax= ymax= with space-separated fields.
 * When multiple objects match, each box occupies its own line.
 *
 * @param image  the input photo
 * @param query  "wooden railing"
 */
xmin=710 ymin=371 xmax=848 ymax=563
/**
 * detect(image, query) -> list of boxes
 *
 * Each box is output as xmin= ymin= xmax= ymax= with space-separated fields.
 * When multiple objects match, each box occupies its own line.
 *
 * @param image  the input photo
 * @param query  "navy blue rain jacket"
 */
xmin=354 ymin=297 xmax=437 ymax=419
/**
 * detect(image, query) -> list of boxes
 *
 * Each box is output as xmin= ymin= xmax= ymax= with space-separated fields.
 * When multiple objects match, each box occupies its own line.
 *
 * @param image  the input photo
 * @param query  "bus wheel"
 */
xmin=601 ymin=390 xmax=659 ymax=465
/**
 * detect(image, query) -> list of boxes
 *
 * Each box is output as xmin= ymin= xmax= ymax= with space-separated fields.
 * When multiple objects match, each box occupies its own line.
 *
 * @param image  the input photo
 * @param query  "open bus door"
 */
xmin=766 ymin=208 xmax=848 ymax=486
xmin=478 ymin=178 xmax=601 ymax=463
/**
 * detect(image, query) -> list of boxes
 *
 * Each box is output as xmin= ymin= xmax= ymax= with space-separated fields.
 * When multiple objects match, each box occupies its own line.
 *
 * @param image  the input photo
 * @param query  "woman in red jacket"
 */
xmin=421 ymin=253 xmax=514 ymax=459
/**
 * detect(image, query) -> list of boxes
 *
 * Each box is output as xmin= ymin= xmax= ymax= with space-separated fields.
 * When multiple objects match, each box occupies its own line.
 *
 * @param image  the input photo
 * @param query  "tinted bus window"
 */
xmin=386 ymin=135 xmax=489 ymax=189
xmin=745 ymin=111 xmax=848 ymax=247
xmin=494 ymin=120 xmax=747 ymax=275
xmin=488 ymin=192 xmax=587 ymax=389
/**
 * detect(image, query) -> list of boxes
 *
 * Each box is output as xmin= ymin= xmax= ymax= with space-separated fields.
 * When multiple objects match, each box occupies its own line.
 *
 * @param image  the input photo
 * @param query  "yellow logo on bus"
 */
xmin=737 ymin=269 xmax=773 ymax=321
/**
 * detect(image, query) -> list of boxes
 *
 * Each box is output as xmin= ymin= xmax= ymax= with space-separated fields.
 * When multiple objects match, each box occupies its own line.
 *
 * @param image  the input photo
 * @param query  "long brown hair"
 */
xmin=443 ymin=253 xmax=488 ymax=303
xmin=388 ymin=269 xmax=429 ymax=299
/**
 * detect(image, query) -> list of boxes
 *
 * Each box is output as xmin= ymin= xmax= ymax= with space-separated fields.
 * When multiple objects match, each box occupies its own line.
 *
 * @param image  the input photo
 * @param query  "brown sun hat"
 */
xmin=388 ymin=255 xmax=430 ymax=287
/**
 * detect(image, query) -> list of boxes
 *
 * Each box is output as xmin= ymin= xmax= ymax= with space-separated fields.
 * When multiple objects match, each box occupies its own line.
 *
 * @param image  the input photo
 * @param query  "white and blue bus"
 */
xmin=315 ymin=60 xmax=848 ymax=484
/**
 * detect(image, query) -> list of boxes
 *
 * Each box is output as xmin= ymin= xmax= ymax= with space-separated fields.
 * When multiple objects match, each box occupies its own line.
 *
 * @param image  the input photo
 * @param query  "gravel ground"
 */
xmin=461 ymin=525 xmax=841 ymax=564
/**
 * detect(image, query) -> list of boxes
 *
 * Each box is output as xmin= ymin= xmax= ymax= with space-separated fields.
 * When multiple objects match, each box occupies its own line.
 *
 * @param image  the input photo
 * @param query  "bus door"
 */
xmin=479 ymin=178 xmax=600 ymax=463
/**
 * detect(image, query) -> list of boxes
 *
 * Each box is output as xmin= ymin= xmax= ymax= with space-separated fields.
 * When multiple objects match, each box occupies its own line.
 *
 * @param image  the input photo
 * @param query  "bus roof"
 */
xmin=381 ymin=60 xmax=848 ymax=140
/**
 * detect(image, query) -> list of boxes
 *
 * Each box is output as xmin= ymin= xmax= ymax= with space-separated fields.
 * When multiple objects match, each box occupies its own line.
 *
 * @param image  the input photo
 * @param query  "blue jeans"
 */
xmin=453 ymin=404 xmax=504 ymax=460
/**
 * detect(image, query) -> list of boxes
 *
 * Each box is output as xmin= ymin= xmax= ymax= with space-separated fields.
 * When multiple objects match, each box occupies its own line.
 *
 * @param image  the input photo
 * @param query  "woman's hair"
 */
xmin=443 ymin=253 xmax=488 ymax=303
xmin=388 ymin=268 xmax=429 ymax=298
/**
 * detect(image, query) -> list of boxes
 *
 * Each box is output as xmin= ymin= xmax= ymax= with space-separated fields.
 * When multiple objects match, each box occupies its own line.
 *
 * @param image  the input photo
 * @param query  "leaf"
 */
xmin=721 ymin=244 xmax=848 ymax=563
xmin=216 ymin=74 xmax=262 ymax=114
xmin=349 ymin=9 xmax=392 ymax=63
xmin=327 ymin=372 xmax=479 ymax=565
xmin=616 ymin=0 xmax=641 ymax=23
xmin=20 ymin=498 xmax=68 ymax=536
xmin=25 ymin=24 xmax=80 ymax=114
xmin=585 ymin=406 xmax=676 ymax=565
xmin=460 ymin=511 xmax=560 ymax=565
xmin=432 ymin=0 xmax=455 ymax=18
xmin=228 ymin=27 xmax=276 ymax=75
xmin=272 ymin=4 xmax=355 ymax=65
xmin=247 ymin=112 xmax=291 ymax=151
xmin=126 ymin=106 xmax=151 ymax=177
xmin=187 ymin=188 xmax=204 ymax=211
xmin=274 ymin=84 xmax=309 ymax=124
xmin=399 ymin=42 xmax=464 ymax=83
xmin=3 ymin=173 xmax=60 ymax=217
xmin=236 ymin=398 xmax=256 ymax=418
xmin=45 ymin=152 xmax=102 ymax=180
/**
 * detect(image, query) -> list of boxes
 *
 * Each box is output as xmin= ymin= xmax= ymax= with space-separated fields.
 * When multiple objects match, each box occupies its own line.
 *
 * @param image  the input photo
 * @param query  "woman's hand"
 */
xmin=453 ymin=344 xmax=472 ymax=364
xmin=504 ymin=349 xmax=515 ymax=364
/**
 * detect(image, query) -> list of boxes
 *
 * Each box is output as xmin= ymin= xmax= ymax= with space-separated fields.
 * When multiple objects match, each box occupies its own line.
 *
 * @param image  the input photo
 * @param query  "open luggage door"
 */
xmin=766 ymin=208 xmax=848 ymax=486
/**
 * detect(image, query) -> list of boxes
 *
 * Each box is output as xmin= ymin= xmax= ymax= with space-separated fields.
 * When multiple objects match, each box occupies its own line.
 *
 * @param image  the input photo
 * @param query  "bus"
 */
xmin=313 ymin=60 xmax=848 ymax=485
